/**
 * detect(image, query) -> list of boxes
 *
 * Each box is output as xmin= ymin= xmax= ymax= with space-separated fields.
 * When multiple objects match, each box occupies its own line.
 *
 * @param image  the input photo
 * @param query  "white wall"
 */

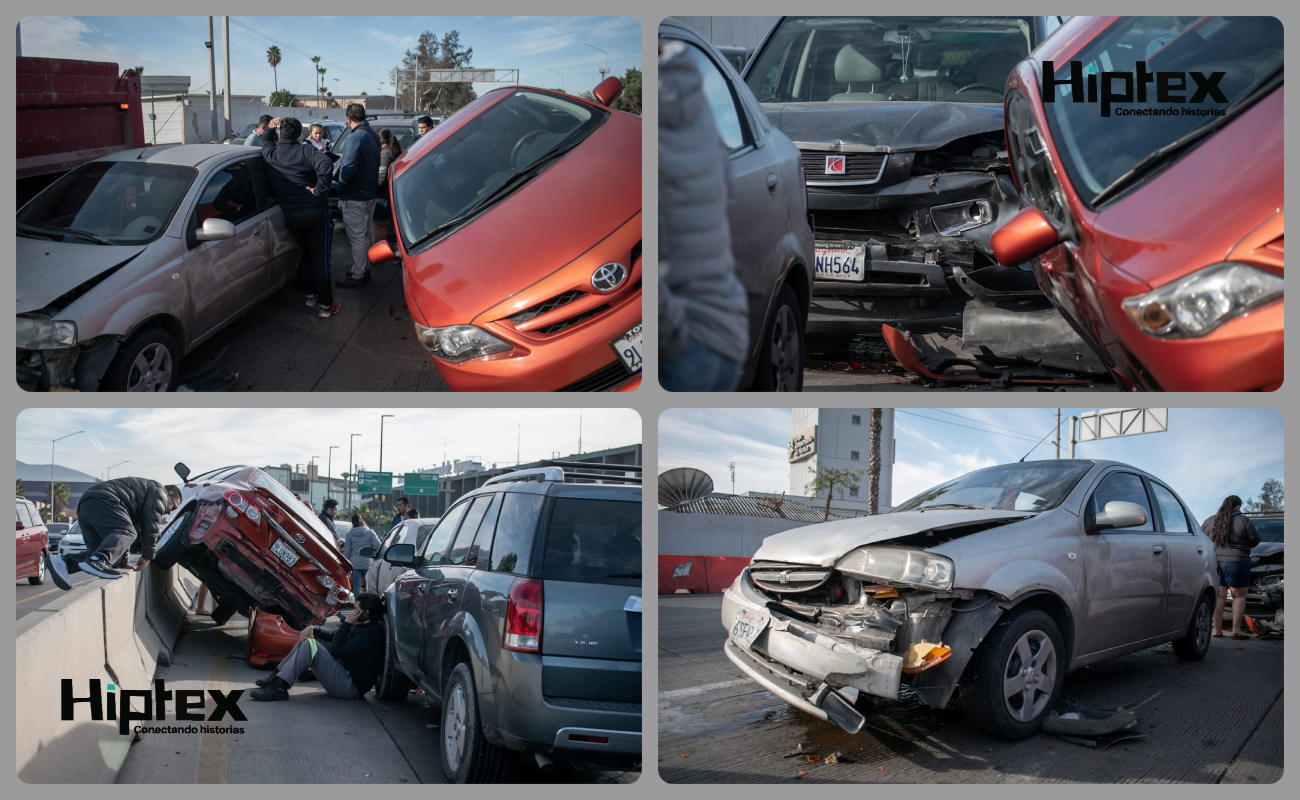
xmin=790 ymin=408 xmax=895 ymax=511
xmin=658 ymin=509 xmax=821 ymax=558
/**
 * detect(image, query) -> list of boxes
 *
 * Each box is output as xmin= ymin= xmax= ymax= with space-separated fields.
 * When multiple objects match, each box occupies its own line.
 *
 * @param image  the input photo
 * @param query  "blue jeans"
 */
xmin=661 ymin=337 xmax=742 ymax=392
xmin=351 ymin=568 xmax=367 ymax=595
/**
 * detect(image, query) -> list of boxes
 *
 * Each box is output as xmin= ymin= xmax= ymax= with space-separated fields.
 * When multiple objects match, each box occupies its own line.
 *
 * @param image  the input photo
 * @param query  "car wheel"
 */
xmin=440 ymin=661 xmax=509 ymax=784
xmin=103 ymin=327 xmax=180 ymax=392
xmin=373 ymin=618 xmax=414 ymax=700
xmin=1172 ymin=592 xmax=1213 ymax=661
xmin=151 ymin=510 xmax=192 ymax=570
xmin=961 ymin=607 xmax=1064 ymax=740
xmin=752 ymin=284 xmax=804 ymax=392
xmin=29 ymin=551 xmax=47 ymax=585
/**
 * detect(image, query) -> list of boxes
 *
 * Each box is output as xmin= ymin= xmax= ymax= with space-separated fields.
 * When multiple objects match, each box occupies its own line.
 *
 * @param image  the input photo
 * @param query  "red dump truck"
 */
xmin=17 ymin=57 xmax=145 ymax=207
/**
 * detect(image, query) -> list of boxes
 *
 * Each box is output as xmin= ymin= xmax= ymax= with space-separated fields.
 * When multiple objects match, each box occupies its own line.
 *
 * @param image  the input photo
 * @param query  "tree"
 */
xmin=391 ymin=30 xmax=477 ymax=115
xmin=311 ymin=55 xmax=321 ymax=98
xmin=269 ymin=89 xmax=295 ymax=107
xmin=16 ymin=479 xmax=26 ymax=497
xmin=50 ymin=481 xmax=71 ymax=519
xmin=318 ymin=67 xmax=327 ymax=104
xmin=266 ymin=46 xmax=282 ymax=92
xmin=612 ymin=67 xmax=641 ymax=115
xmin=360 ymin=91 xmax=367 ymax=96
xmin=345 ymin=502 xmax=376 ymax=523
xmin=868 ymin=408 xmax=882 ymax=514
xmin=133 ymin=66 xmax=145 ymax=75
xmin=1244 ymin=478 xmax=1284 ymax=513
xmin=806 ymin=465 xmax=865 ymax=521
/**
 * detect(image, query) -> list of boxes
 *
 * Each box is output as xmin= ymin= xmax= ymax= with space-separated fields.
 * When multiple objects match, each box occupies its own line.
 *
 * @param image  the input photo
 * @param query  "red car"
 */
xmin=15 ymin=497 xmax=49 ymax=585
xmin=368 ymin=78 xmax=642 ymax=392
xmin=158 ymin=464 xmax=353 ymax=628
xmin=991 ymin=16 xmax=1283 ymax=391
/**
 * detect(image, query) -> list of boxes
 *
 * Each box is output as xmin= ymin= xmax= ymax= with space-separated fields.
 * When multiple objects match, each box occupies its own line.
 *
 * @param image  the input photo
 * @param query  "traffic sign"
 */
xmin=357 ymin=471 xmax=392 ymax=493
xmin=404 ymin=472 xmax=440 ymax=495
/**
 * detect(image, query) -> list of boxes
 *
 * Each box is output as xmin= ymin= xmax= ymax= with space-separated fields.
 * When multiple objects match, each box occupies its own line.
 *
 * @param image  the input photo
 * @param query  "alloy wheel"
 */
xmin=38 ymin=553 xmax=46 ymax=580
xmin=443 ymin=682 xmax=467 ymax=772
xmin=1193 ymin=601 xmax=1211 ymax=651
xmin=127 ymin=343 xmax=173 ymax=392
xmin=1002 ymin=629 xmax=1056 ymax=723
xmin=769 ymin=305 xmax=800 ymax=391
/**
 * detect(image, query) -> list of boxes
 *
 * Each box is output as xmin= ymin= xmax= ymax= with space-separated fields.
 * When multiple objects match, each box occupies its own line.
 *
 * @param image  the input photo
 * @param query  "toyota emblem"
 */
xmin=590 ymin=262 xmax=627 ymax=293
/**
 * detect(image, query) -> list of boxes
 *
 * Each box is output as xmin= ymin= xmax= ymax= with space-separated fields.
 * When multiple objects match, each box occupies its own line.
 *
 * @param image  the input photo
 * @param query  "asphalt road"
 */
xmin=659 ymin=594 xmax=1282 ymax=784
xmin=182 ymin=235 xmax=449 ymax=392
xmin=14 ymin=568 xmax=98 ymax=619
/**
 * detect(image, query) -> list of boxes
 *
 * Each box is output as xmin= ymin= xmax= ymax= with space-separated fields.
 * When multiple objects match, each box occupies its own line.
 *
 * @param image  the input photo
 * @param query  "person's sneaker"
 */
xmin=250 ymin=677 xmax=291 ymax=701
xmin=254 ymin=674 xmax=279 ymax=689
xmin=334 ymin=275 xmax=368 ymax=289
xmin=318 ymin=302 xmax=341 ymax=319
xmin=46 ymin=551 xmax=74 ymax=590
xmin=304 ymin=294 xmax=318 ymax=307
xmin=79 ymin=556 xmax=123 ymax=580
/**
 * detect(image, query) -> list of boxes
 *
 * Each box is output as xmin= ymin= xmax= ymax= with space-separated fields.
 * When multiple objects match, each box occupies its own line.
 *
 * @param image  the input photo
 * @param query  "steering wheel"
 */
xmin=951 ymin=84 xmax=1003 ymax=95
xmin=510 ymin=130 xmax=546 ymax=170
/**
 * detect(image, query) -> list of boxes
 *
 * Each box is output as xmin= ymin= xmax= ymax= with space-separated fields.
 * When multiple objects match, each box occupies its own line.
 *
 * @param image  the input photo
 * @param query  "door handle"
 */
xmin=447 ymin=588 xmax=459 ymax=599
xmin=1197 ymin=545 xmax=1204 ymax=554
xmin=253 ymin=224 xmax=265 ymax=236
xmin=1152 ymin=545 xmax=1165 ymax=554
xmin=767 ymin=173 xmax=779 ymax=194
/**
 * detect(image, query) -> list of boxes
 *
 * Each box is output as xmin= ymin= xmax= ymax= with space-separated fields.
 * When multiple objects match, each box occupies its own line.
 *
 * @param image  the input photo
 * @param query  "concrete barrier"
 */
xmin=658 ymin=554 xmax=712 ymax=594
xmin=704 ymin=556 xmax=750 ymax=594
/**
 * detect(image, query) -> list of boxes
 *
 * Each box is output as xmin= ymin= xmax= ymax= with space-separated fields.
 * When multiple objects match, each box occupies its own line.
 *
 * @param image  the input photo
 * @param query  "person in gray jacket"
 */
xmin=1203 ymin=495 xmax=1262 ymax=639
xmin=657 ymin=39 xmax=749 ymax=391
xmin=48 ymin=477 xmax=181 ymax=588
xmin=342 ymin=514 xmax=382 ymax=594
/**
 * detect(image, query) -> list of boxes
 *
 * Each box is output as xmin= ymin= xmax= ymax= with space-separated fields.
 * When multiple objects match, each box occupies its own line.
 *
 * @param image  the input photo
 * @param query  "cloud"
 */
xmin=363 ymin=28 xmax=416 ymax=50
xmin=19 ymin=16 xmax=121 ymax=61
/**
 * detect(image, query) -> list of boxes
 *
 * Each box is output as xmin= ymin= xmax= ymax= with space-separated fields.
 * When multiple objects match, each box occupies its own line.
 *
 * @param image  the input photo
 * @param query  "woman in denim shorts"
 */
xmin=1205 ymin=495 xmax=1261 ymax=639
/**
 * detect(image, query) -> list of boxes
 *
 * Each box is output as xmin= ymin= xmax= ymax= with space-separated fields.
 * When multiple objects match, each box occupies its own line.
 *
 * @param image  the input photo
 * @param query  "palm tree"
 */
xmin=133 ymin=66 xmax=145 ymax=75
xmin=50 ymin=481 xmax=71 ymax=519
xmin=15 ymin=479 xmax=26 ymax=497
xmin=318 ymin=67 xmax=327 ymax=105
xmin=266 ymin=46 xmax=282 ymax=92
xmin=311 ymin=56 xmax=322 ymax=103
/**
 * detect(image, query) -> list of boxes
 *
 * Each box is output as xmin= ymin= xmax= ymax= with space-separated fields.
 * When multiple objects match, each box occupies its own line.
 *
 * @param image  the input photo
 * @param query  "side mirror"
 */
xmin=16 ymin=520 xmax=25 ymax=531
xmin=385 ymin=543 xmax=416 ymax=567
xmin=1094 ymin=501 xmax=1148 ymax=532
xmin=367 ymin=240 xmax=396 ymax=265
xmin=196 ymin=218 xmax=236 ymax=242
xmin=991 ymin=206 xmax=1059 ymax=266
xmin=174 ymin=462 xmax=191 ymax=481
xmin=593 ymin=77 xmax=625 ymax=107
xmin=359 ymin=546 xmax=375 ymax=559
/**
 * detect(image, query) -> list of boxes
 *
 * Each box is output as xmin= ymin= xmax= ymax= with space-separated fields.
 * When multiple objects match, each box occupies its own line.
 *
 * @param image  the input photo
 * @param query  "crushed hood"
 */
xmin=17 ymin=237 xmax=148 ymax=313
xmin=761 ymin=101 xmax=1004 ymax=153
xmin=753 ymin=508 xmax=1035 ymax=567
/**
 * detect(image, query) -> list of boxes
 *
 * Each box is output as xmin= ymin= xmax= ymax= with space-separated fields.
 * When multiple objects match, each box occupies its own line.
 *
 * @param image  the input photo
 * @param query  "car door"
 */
xmin=391 ymin=501 xmax=468 ymax=679
xmin=247 ymin=156 xmax=299 ymax=288
xmin=676 ymin=40 xmax=788 ymax=368
xmin=422 ymin=494 xmax=499 ymax=691
xmin=1076 ymin=470 xmax=1169 ymax=657
xmin=1149 ymin=481 xmax=1207 ymax=635
xmin=15 ymin=502 xmax=32 ymax=578
xmin=181 ymin=157 xmax=272 ymax=342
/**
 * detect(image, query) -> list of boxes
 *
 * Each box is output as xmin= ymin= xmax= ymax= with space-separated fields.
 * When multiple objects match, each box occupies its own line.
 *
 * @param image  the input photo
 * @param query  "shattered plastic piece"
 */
xmin=798 ymin=771 xmax=808 ymax=777
xmin=1042 ymin=697 xmax=1140 ymax=737
xmin=863 ymin=586 xmax=899 ymax=598
xmin=806 ymin=755 xmax=822 ymax=763
xmin=825 ymin=753 xmax=840 ymax=764
xmin=681 ymin=754 xmax=689 ymax=758
xmin=900 ymin=641 xmax=952 ymax=673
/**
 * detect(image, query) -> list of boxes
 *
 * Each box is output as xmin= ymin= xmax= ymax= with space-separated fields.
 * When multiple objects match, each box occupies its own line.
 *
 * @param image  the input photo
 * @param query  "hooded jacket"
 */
xmin=342 ymin=525 xmax=382 ymax=570
xmin=78 ymin=477 xmax=170 ymax=559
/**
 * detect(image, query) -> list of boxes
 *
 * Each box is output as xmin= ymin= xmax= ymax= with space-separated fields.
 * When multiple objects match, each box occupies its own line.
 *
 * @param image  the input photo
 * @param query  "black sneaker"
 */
xmin=334 ymin=275 xmax=368 ymax=289
xmin=255 ymin=674 xmax=280 ymax=689
xmin=250 ymin=677 xmax=291 ymax=701
xmin=46 ymin=551 xmax=74 ymax=590
xmin=80 ymin=556 xmax=123 ymax=580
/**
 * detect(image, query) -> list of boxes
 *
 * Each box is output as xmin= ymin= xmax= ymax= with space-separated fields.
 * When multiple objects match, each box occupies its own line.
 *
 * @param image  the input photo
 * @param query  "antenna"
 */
xmin=578 ymin=409 xmax=583 ymax=454
xmin=658 ymin=468 xmax=714 ymax=509
xmin=728 ymin=462 xmax=736 ymax=495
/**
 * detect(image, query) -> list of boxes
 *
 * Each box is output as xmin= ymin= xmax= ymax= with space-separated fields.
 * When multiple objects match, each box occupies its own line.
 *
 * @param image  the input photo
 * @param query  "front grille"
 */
xmin=631 ymin=240 xmax=642 ymax=265
xmin=509 ymin=290 xmax=587 ymax=324
xmin=538 ymin=304 xmax=610 ymax=335
xmin=558 ymin=360 xmax=635 ymax=392
xmin=749 ymin=562 xmax=833 ymax=594
xmin=802 ymin=151 xmax=887 ymax=183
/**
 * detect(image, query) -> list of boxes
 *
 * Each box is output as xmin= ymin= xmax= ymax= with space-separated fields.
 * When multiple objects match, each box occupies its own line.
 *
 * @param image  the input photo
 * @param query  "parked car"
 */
xmin=992 ymin=16 xmax=1283 ymax=391
xmin=44 ymin=521 xmax=70 ymax=549
xmin=658 ymin=20 xmax=816 ymax=391
xmin=155 ymin=463 xmax=353 ymax=627
xmin=58 ymin=521 xmax=87 ymax=559
xmin=367 ymin=80 xmax=642 ymax=391
xmin=722 ymin=458 xmax=1215 ymax=740
xmin=17 ymin=145 xmax=303 ymax=392
xmin=1244 ymin=513 xmax=1283 ymax=612
xmin=365 ymin=516 xmax=439 ymax=596
xmin=15 ymin=497 xmax=49 ymax=585
xmin=375 ymin=461 xmax=643 ymax=781
xmin=327 ymin=120 xmax=420 ymax=223
xmin=739 ymin=17 xmax=1095 ymax=377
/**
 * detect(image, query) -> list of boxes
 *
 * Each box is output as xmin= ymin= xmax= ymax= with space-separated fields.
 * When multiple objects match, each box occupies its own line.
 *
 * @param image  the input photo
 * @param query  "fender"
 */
xmin=909 ymin=592 xmax=1008 ymax=709
xmin=441 ymin=607 xmax=494 ymax=697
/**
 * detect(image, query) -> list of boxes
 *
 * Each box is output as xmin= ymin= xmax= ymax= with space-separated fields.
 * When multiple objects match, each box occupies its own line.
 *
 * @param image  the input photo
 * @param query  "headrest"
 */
xmin=835 ymin=45 xmax=883 ymax=84
xmin=976 ymin=50 xmax=1022 ymax=87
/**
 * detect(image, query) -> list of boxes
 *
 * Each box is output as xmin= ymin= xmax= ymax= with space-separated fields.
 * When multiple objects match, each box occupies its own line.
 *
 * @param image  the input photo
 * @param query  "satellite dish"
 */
xmin=658 ymin=468 xmax=714 ymax=509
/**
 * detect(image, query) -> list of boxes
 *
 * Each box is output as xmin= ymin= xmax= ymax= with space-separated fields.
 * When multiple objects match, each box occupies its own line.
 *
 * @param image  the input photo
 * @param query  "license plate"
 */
xmin=269 ymin=539 xmax=300 ymax=568
xmin=815 ymin=246 xmax=866 ymax=281
xmin=730 ymin=608 xmax=769 ymax=650
xmin=610 ymin=324 xmax=643 ymax=373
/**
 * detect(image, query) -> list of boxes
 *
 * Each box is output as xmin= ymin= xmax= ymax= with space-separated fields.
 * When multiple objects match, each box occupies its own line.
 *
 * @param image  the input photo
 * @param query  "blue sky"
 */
xmin=16 ymin=408 xmax=640 ymax=485
xmin=18 ymin=16 xmax=641 ymax=98
xmin=658 ymin=408 xmax=1283 ymax=520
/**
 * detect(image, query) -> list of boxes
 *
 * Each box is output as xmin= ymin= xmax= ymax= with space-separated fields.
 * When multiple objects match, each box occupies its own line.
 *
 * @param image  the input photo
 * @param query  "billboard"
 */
xmin=403 ymin=472 xmax=440 ymax=495
xmin=356 ymin=471 xmax=393 ymax=494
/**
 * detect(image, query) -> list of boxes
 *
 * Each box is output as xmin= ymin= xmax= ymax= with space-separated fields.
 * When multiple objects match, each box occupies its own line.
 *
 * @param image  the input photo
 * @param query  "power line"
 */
xmin=228 ymin=17 xmax=389 ymax=85
xmin=927 ymin=408 xmax=1053 ymax=438
xmin=896 ymin=410 xmax=1044 ymax=444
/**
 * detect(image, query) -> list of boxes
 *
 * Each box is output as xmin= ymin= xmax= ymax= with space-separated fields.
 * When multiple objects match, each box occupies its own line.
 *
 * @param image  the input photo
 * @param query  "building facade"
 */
xmin=787 ymin=408 xmax=895 ymax=516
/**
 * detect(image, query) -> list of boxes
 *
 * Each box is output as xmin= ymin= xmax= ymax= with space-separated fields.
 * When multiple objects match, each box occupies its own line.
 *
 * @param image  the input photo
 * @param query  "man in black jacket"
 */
xmin=48 ymin=477 xmax=181 ymax=588
xmin=250 ymin=593 xmax=388 ymax=701
xmin=262 ymin=117 xmax=339 ymax=319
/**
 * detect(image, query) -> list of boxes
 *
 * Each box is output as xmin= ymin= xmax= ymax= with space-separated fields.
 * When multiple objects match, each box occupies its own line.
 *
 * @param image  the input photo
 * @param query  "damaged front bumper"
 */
xmin=17 ymin=335 xmax=120 ymax=392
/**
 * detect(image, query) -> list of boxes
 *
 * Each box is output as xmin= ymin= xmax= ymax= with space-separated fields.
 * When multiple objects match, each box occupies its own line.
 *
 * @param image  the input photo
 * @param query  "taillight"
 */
xmin=568 ymin=734 xmax=608 ymax=743
xmin=224 ymin=490 xmax=247 ymax=511
xmin=245 ymin=505 xmax=262 ymax=524
xmin=504 ymin=578 xmax=543 ymax=653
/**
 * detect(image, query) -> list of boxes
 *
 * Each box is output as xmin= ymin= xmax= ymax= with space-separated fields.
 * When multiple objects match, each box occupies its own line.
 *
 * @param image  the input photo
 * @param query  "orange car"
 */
xmin=992 ymin=16 xmax=1283 ymax=391
xmin=245 ymin=608 xmax=301 ymax=668
xmin=369 ymin=78 xmax=642 ymax=391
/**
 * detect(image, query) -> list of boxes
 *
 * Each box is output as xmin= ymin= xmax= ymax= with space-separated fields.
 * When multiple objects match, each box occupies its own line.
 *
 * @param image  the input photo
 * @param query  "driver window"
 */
xmin=247 ymin=157 xmax=278 ymax=211
xmin=419 ymin=500 xmax=468 ymax=564
xmin=680 ymin=43 xmax=747 ymax=151
xmin=1089 ymin=472 xmax=1154 ymax=532
xmin=195 ymin=161 xmax=259 ymax=230
xmin=1151 ymin=483 xmax=1192 ymax=533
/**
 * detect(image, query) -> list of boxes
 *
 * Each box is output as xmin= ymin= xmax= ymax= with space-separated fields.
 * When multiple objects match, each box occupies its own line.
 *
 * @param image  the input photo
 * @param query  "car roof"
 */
xmin=99 ymin=144 xmax=250 ymax=167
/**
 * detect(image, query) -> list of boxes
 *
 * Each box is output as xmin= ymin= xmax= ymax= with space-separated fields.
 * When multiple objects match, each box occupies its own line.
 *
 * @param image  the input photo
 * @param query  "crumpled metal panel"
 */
xmin=763 ymin=101 xmax=1004 ymax=153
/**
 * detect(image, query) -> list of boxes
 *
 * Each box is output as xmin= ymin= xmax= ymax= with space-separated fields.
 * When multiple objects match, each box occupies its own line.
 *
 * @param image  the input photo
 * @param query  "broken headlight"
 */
xmin=1121 ymin=263 xmax=1282 ymax=339
xmin=16 ymin=316 xmax=78 ymax=350
xmin=837 ymin=546 xmax=954 ymax=591
xmin=412 ymin=322 xmax=512 ymax=363
xmin=930 ymin=200 xmax=993 ymax=236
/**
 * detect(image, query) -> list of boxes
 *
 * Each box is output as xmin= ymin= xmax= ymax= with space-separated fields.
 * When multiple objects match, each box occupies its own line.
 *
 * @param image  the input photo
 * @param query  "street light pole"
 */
xmin=379 ymin=414 xmax=394 ymax=510
xmin=51 ymin=431 xmax=84 ymax=521
xmin=207 ymin=17 xmax=219 ymax=141
xmin=328 ymin=445 xmax=339 ymax=500
xmin=549 ymin=69 xmax=564 ymax=93
xmin=221 ymin=16 xmax=232 ymax=140
xmin=349 ymin=433 xmax=361 ymax=510
xmin=107 ymin=460 xmax=129 ymax=480
xmin=585 ymin=43 xmax=610 ymax=83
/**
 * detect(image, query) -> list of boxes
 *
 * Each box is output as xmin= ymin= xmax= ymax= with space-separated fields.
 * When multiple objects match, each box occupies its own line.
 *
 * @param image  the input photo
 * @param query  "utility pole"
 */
xmin=585 ymin=43 xmax=610 ymax=83
xmin=549 ymin=69 xmax=565 ymax=93
xmin=517 ymin=424 xmax=521 ymax=466
xmin=50 ymin=431 xmax=84 ymax=521
xmin=1069 ymin=416 xmax=1078 ymax=459
xmin=1055 ymin=408 xmax=1062 ymax=459
xmin=107 ymin=460 xmax=129 ymax=480
xmin=379 ymin=414 xmax=394 ymax=508
xmin=327 ymin=445 xmax=339 ymax=504
xmin=869 ymin=409 xmax=882 ymax=515
xmin=221 ymin=16 xmax=232 ymax=140
xmin=207 ymin=17 xmax=219 ymax=142
xmin=728 ymin=463 xmax=736 ymax=495
xmin=349 ymin=433 xmax=361 ymax=510
xmin=578 ymin=410 xmax=583 ymax=454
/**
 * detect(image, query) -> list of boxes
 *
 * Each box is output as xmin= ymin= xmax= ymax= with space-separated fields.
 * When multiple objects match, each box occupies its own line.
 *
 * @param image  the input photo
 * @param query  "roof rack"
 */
xmin=483 ymin=467 xmax=564 ymax=486
xmin=481 ymin=461 xmax=642 ymax=487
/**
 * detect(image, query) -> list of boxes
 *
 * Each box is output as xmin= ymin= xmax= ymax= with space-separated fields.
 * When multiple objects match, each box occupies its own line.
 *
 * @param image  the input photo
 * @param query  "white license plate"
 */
xmin=815 ymin=246 xmax=866 ymax=281
xmin=269 ymin=539 xmax=300 ymax=568
xmin=610 ymin=324 xmax=643 ymax=373
xmin=730 ymin=608 xmax=769 ymax=650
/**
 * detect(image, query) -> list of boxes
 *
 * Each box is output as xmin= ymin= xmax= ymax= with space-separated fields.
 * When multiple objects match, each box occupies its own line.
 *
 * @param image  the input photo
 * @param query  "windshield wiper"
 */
xmin=1092 ymin=65 xmax=1283 ymax=207
xmin=23 ymin=224 xmax=114 ymax=245
xmin=918 ymin=503 xmax=994 ymax=511
xmin=605 ymin=572 xmax=641 ymax=579
xmin=17 ymin=223 xmax=60 ymax=240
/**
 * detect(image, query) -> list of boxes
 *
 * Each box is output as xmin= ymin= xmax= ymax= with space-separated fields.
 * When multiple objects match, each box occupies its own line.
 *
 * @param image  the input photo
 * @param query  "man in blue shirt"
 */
xmin=334 ymin=103 xmax=381 ymax=289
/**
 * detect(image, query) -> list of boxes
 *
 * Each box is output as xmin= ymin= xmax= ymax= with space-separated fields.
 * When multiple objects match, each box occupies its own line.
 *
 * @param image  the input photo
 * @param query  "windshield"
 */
xmin=1252 ymin=517 xmax=1283 ymax=543
xmin=18 ymin=161 xmax=196 ymax=245
xmin=248 ymin=468 xmax=337 ymax=545
xmin=542 ymin=498 xmax=641 ymax=586
xmin=746 ymin=16 xmax=1033 ymax=104
xmin=393 ymin=90 xmax=606 ymax=251
xmin=1043 ymin=16 xmax=1283 ymax=206
xmin=894 ymin=460 xmax=1094 ymax=512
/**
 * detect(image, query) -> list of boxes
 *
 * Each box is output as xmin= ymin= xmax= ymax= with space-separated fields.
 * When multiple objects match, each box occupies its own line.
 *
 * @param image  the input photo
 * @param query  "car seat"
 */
xmin=828 ymin=45 xmax=888 ymax=101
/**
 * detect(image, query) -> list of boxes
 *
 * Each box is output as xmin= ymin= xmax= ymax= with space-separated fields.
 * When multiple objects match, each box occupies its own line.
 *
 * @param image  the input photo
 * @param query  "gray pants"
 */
xmin=73 ymin=496 xmax=137 ymax=568
xmin=275 ymin=637 xmax=360 ymax=699
xmin=339 ymin=199 xmax=377 ymax=279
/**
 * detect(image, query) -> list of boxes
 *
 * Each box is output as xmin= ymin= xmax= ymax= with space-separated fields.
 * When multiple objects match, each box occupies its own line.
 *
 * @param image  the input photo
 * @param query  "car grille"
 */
xmin=558 ymin=360 xmax=635 ymax=392
xmin=508 ymin=290 xmax=587 ymax=324
xmin=537 ymin=304 xmax=611 ymax=335
xmin=749 ymin=562 xmax=833 ymax=593
xmin=801 ymin=151 xmax=888 ymax=184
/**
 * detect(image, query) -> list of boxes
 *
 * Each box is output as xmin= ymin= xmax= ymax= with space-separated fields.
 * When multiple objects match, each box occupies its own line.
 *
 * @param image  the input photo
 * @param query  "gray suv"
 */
xmin=375 ymin=462 xmax=642 ymax=781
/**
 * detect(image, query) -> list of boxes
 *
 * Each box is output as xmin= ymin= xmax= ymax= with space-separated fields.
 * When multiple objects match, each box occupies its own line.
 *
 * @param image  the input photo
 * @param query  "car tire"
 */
xmin=1172 ymin=592 xmax=1213 ymax=661
xmin=102 ymin=327 xmax=181 ymax=392
xmin=752 ymin=284 xmax=804 ymax=392
xmin=210 ymin=601 xmax=237 ymax=626
xmin=29 ymin=551 xmax=47 ymax=585
xmin=439 ymin=661 xmax=509 ymax=784
xmin=373 ymin=618 xmax=414 ymax=700
xmin=961 ymin=606 xmax=1065 ymax=740
xmin=150 ymin=510 xmax=192 ymax=570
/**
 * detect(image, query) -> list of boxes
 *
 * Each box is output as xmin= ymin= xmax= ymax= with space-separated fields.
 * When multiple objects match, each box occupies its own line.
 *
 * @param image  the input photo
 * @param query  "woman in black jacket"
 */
xmin=250 ymin=593 xmax=388 ymax=701
xmin=1206 ymin=495 xmax=1261 ymax=639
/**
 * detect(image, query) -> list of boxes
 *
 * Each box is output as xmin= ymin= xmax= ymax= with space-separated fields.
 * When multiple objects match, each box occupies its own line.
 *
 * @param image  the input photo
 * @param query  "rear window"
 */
xmin=1253 ymin=517 xmax=1283 ymax=543
xmin=489 ymin=492 xmax=544 ymax=575
xmin=542 ymin=498 xmax=641 ymax=587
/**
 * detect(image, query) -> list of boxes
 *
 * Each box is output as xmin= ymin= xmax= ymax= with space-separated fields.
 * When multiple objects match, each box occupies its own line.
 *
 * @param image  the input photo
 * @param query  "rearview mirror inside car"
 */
xmin=990 ymin=206 xmax=1059 ymax=266
xmin=196 ymin=218 xmax=236 ymax=242
xmin=174 ymin=462 xmax=191 ymax=481
xmin=385 ymin=543 xmax=416 ymax=566
xmin=1094 ymin=500 xmax=1148 ymax=532
xmin=593 ymin=76 xmax=625 ymax=107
